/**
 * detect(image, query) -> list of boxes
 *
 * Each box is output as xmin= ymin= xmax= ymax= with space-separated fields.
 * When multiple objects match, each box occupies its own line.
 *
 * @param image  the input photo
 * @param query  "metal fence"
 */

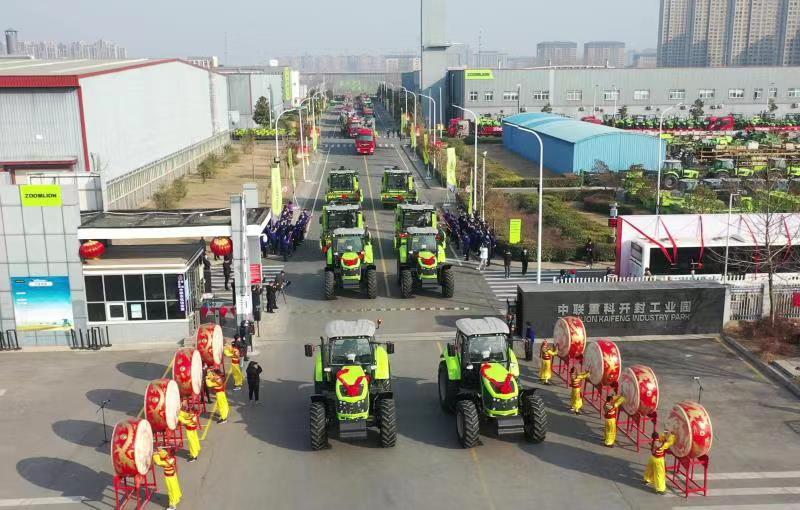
xmin=0 ymin=330 xmax=20 ymax=351
xmin=68 ymin=327 xmax=112 ymax=350
xmin=729 ymin=286 xmax=765 ymax=321
xmin=774 ymin=285 xmax=800 ymax=319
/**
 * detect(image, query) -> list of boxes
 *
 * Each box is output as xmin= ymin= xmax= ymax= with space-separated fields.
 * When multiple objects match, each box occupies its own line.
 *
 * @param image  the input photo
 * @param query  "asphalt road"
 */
xmin=3 ymin=106 xmax=800 ymax=510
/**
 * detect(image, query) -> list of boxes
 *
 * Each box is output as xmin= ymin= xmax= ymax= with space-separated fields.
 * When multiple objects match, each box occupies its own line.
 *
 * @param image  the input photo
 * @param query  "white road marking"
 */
xmin=0 ymin=389 xmax=6 ymax=397
xmin=0 ymin=496 xmax=87 ymax=507
xmin=307 ymin=149 xmax=331 ymax=214
xmin=708 ymin=471 xmax=800 ymax=480
xmin=666 ymin=486 xmax=800 ymax=497
xmin=672 ymin=506 xmax=800 ymax=510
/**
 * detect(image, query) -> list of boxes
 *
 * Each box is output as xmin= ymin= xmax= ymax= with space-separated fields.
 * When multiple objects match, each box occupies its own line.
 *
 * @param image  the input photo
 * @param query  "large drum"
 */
xmin=111 ymin=418 xmax=153 ymax=477
xmin=196 ymin=323 xmax=223 ymax=366
xmin=553 ymin=316 xmax=586 ymax=359
xmin=583 ymin=339 xmax=622 ymax=386
xmin=619 ymin=365 xmax=659 ymax=416
xmin=172 ymin=348 xmax=202 ymax=398
xmin=666 ymin=401 xmax=713 ymax=459
xmin=144 ymin=379 xmax=180 ymax=432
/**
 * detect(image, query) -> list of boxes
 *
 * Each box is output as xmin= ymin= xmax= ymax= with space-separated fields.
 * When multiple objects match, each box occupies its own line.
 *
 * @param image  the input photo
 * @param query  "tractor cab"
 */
xmin=325 ymin=167 xmax=362 ymax=205
xmin=304 ymin=319 xmax=396 ymax=448
xmin=319 ymin=204 xmax=364 ymax=251
xmin=709 ymin=158 xmax=753 ymax=179
xmin=394 ymin=203 xmax=437 ymax=248
xmin=449 ymin=318 xmax=515 ymax=390
xmin=380 ymin=166 xmax=417 ymax=207
xmin=662 ymin=159 xmax=699 ymax=189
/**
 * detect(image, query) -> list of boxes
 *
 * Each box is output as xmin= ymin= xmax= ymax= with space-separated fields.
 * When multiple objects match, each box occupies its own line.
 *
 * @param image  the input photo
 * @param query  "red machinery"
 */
xmin=355 ymin=127 xmax=376 ymax=155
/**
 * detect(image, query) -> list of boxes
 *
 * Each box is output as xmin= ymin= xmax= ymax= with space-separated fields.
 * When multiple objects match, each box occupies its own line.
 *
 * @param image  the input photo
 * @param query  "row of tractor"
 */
xmin=305 ymin=317 xmax=547 ymax=449
xmin=318 ymin=166 xmax=453 ymax=300
xmin=649 ymin=157 xmax=800 ymax=190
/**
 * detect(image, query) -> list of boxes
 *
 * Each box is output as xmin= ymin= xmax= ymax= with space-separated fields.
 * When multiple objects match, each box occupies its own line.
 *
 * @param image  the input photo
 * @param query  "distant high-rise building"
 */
xmin=658 ymin=0 xmax=800 ymax=67
xmin=472 ymin=50 xmax=508 ymax=68
xmin=536 ymin=41 xmax=577 ymax=66
xmin=5 ymin=28 xmax=19 ymax=55
xmin=275 ymin=54 xmax=419 ymax=73
xmin=631 ymin=50 xmax=659 ymax=68
xmin=506 ymin=56 xmax=538 ymax=69
xmin=10 ymin=34 xmax=128 ymax=60
xmin=583 ymin=41 xmax=626 ymax=67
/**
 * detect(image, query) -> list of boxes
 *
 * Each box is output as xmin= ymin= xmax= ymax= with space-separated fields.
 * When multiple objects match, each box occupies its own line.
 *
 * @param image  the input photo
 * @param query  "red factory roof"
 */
xmin=0 ymin=58 xmax=216 ymax=88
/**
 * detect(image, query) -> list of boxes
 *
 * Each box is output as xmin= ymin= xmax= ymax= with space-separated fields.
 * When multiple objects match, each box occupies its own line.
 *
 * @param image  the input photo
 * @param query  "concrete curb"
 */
xmin=720 ymin=333 xmax=800 ymax=398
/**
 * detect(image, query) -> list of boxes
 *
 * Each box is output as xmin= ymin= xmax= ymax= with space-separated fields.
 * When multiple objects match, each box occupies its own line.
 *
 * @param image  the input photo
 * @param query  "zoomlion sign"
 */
xmin=465 ymin=69 xmax=494 ymax=80
xmin=20 ymin=185 xmax=62 ymax=207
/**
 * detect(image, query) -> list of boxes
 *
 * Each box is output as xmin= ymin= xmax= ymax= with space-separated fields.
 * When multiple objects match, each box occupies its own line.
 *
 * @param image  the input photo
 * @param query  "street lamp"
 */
xmin=516 ymin=83 xmax=521 ymax=114
xmin=593 ymin=84 xmax=599 ymax=114
xmin=419 ymin=93 xmax=437 ymax=145
xmin=504 ymin=122 xmax=545 ymax=284
xmin=656 ymin=102 xmax=683 ymax=215
xmin=274 ymin=107 xmax=297 ymax=162
xmin=402 ymin=87 xmax=418 ymax=146
xmin=452 ymin=104 xmax=478 ymax=215
xmin=386 ymin=82 xmax=396 ymax=125
xmin=298 ymin=99 xmax=313 ymax=182
xmin=724 ymin=192 xmax=741 ymax=281
xmin=481 ymin=150 xmax=487 ymax=220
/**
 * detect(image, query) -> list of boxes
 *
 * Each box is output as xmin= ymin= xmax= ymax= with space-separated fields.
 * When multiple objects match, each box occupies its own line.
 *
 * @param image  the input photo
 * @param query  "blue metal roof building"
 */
xmin=501 ymin=113 xmax=665 ymax=174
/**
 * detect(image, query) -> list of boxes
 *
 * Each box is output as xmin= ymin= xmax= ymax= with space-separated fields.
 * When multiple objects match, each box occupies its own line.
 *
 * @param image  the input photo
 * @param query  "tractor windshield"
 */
xmin=466 ymin=335 xmax=508 ymax=363
xmin=333 ymin=236 xmax=363 ymax=253
xmin=330 ymin=174 xmax=353 ymax=190
xmin=410 ymin=234 xmax=437 ymax=252
xmin=402 ymin=210 xmax=432 ymax=228
xmin=328 ymin=210 xmax=358 ymax=229
xmin=386 ymin=174 xmax=408 ymax=190
xmin=330 ymin=337 xmax=373 ymax=365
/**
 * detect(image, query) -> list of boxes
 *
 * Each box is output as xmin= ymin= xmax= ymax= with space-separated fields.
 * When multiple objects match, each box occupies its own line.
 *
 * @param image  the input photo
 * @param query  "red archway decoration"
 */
xmin=209 ymin=237 xmax=232 ymax=257
xmin=79 ymin=240 xmax=106 ymax=260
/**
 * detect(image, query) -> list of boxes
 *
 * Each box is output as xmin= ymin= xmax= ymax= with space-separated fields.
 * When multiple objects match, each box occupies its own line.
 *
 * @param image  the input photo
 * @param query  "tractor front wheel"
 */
xmin=522 ymin=393 xmax=548 ymax=444
xmin=323 ymin=271 xmax=335 ymax=300
xmin=378 ymin=398 xmax=397 ymax=448
xmin=441 ymin=266 xmax=454 ymax=298
xmin=456 ymin=399 xmax=480 ymax=448
xmin=438 ymin=362 xmax=458 ymax=413
xmin=400 ymin=269 xmax=414 ymax=298
xmin=310 ymin=401 xmax=329 ymax=450
xmin=364 ymin=268 xmax=378 ymax=299
xmin=662 ymin=174 xmax=679 ymax=189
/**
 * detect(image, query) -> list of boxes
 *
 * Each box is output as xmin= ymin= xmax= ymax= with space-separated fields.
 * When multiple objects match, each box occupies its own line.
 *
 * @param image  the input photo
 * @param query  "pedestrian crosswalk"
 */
xmin=663 ymin=469 xmax=800 ymax=507
xmin=475 ymin=265 xmax=610 ymax=301
xmin=207 ymin=263 xmax=285 ymax=293
xmin=320 ymin=142 xmax=399 ymax=149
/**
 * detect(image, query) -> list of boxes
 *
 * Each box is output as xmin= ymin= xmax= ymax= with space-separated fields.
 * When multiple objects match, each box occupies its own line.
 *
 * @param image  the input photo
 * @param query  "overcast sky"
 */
xmin=5 ymin=0 xmax=659 ymax=63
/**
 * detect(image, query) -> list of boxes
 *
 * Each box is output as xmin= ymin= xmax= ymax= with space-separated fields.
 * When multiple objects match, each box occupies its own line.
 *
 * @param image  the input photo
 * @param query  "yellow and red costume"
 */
xmin=224 ymin=345 xmax=243 ymax=389
xmin=178 ymin=410 xmax=201 ymax=460
xmin=153 ymin=449 xmax=182 ymax=508
xmin=569 ymin=371 xmax=590 ymax=413
xmin=603 ymin=395 xmax=625 ymax=446
xmin=539 ymin=343 xmax=558 ymax=384
xmin=205 ymin=371 xmax=229 ymax=422
xmin=644 ymin=433 xmax=675 ymax=494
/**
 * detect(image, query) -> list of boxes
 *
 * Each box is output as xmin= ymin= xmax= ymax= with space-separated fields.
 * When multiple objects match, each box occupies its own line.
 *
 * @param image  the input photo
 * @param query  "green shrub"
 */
xmin=197 ymin=161 xmax=215 ymax=183
xmin=171 ymin=177 xmax=188 ymax=200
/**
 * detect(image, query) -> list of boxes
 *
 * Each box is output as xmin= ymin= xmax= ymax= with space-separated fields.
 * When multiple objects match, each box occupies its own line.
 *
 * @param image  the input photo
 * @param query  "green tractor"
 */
xmin=438 ymin=317 xmax=548 ymax=448
xmin=323 ymin=228 xmax=377 ymax=300
xmin=305 ymin=319 xmax=396 ymax=449
xmin=325 ymin=167 xmax=363 ymax=205
xmin=396 ymin=226 xmax=453 ymax=298
xmin=707 ymin=158 xmax=753 ymax=179
xmin=769 ymin=157 xmax=800 ymax=179
xmin=380 ymin=166 xmax=417 ymax=207
xmin=319 ymin=204 xmax=364 ymax=251
xmin=393 ymin=203 xmax=438 ymax=249
xmin=662 ymin=159 xmax=700 ymax=189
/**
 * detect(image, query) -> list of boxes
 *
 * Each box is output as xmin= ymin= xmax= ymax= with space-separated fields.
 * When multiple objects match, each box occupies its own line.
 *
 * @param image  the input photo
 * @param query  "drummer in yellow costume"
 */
xmin=205 ymin=369 xmax=229 ymax=424
xmin=538 ymin=340 xmax=558 ymax=385
xmin=569 ymin=367 xmax=590 ymax=415
xmin=644 ymin=432 xmax=675 ymax=495
xmin=603 ymin=394 xmax=625 ymax=447
xmin=177 ymin=405 xmax=201 ymax=462
xmin=153 ymin=448 xmax=182 ymax=510
xmin=223 ymin=343 xmax=243 ymax=390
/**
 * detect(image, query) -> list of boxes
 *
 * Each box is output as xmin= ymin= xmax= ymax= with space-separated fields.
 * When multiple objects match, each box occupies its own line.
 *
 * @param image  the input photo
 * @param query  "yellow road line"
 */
xmin=713 ymin=336 xmax=768 ymax=382
xmin=363 ymin=155 xmax=391 ymax=296
xmin=136 ymin=358 xmax=175 ymax=419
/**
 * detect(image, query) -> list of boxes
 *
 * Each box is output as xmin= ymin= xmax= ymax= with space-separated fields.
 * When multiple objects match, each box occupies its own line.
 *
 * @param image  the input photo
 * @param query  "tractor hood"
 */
xmin=417 ymin=250 xmax=438 ymax=269
xmin=480 ymin=362 xmax=519 ymax=417
xmin=335 ymin=366 xmax=370 ymax=420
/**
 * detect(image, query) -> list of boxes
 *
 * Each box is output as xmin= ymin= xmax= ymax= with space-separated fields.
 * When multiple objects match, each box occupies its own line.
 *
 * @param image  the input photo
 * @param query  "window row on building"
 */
xmin=466 ymin=87 xmax=800 ymax=103
xmin=84 ymin=273 xmax=189 ymax=322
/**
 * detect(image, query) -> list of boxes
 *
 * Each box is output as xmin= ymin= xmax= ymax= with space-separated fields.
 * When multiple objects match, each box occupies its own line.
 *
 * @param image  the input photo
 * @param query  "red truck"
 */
xmin=355 ymin=128 xmax=376 ymax=155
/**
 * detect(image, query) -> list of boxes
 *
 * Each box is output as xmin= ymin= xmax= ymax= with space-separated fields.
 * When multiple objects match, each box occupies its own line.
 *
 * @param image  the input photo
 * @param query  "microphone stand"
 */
xmin=96 ymin=399 xmax=111 ymax=445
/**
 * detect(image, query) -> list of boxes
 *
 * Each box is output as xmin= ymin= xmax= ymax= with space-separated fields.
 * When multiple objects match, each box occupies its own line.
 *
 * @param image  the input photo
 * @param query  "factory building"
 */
xmin=0 ymin=58 xmax=229 ymax=210
xmin=502 ymin=113 xmax=666 ymax=174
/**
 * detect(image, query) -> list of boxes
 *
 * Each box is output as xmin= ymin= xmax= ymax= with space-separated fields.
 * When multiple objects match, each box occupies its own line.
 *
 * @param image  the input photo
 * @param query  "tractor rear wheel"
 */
xmin=441 ymin=266 xmax=454 ymax=298
xmin=323 ymin=271 xmax=335 ymax=300
xmin=522 ymin=393 xmax=548 ymax=444
xmin=400 ymin=269 xmax=414 ymax=298
xmin=377 ymin=398 xmax=397 ymax=448
xmin=662 ymin=174 xmax=678 ymax=189
xmin=364 ymin=267 xmax=378 ymax=299
xmin=310 ymin=401 xmax=329 ymax=450
xmin=456 ymin=399 xmax=480 ymax=448
xmin=438 ymin=362 xmax=458 ymax=413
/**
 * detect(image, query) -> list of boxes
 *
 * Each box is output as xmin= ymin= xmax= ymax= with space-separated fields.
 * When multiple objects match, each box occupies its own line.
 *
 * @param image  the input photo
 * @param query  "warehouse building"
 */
xmin=0 ymin=58 xmax=229 ymax=210
xmin=446 ymin=66 xmax=800 ymax=121
xmin=219 ymin=66 xmax=296 ymax=129
xmin=502 ymin=113 xmax=665 ymax=174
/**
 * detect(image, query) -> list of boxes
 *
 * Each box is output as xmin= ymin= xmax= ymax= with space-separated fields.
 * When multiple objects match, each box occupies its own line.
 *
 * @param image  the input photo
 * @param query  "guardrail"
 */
xmin=69 ymin=327 xmax=112 ymax=350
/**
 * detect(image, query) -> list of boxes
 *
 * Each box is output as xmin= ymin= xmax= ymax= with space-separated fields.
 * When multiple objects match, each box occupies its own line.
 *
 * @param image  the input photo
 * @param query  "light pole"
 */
xmin=593 ymin=84 xmax=599 ymax=115
xmin=274 ymin=107 xmax=297 ymax=163
xmin=386 ymin=82 xmax=396 ymax=126
xmin=516 ymin=83 xmax=521 ymax=114
xmin=298 ymin=101 xmax=311 ymax=182
xmin=419 ymin=93 xmax=437 ymax=144
xmin=612 ymin=83 xmax=618 ymax=124
xmin=481 ymin=150 xmax=487 ymax=220
xmin=402 ymin=87 xmax=418 ymax=146
xmin=504 ymin=122 xmax=545 ymax=284
xmin=452 ymin=105 xmax=479 ymax=215
xmin=724 ymin=193 xmax=741 ymax=281
xmin=656 ymin=103 xmax=682 ymax=215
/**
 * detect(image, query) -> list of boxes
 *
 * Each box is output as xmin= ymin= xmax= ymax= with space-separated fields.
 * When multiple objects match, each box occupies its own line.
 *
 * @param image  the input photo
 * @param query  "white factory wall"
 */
xmin=0 ymin=88 xmax=85 ymax=170
xmin=226 ymin=72 xmax=285 ymax=129
xmin=210 ymin=71 xmax=229 ymax=134
xmin=80 ymin=61 xmax=229 ymax=182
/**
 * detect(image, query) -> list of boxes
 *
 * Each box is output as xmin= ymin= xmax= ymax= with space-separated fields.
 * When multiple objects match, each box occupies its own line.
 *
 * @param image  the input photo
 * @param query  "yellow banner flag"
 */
xmin=287 ymin=147 xmax=296 ymax=191
xmin=422 ymin=132 xmax=429 ymax=166
xmin=271 ymin=166 xmax=282 ymax=214
xmin=411 ymin=128 xmax=417 ymax=149
xmin=446 ymin=147 xmax=457 ymax=189
xmin=312 ymin=129 xmax=318 ymax=151
xmin=509 ymin=219 xmax=522 ymax=244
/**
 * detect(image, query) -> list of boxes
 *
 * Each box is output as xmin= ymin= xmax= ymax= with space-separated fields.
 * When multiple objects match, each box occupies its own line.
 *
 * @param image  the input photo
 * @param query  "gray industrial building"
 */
xmin=446 ymin=66 xmax=800 ymax=121
xmin=219 ymin=67 xmax=289 ymax=129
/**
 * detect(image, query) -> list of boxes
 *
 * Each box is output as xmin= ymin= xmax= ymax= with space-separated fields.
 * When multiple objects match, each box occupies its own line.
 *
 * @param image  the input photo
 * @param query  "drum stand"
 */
xmin=552 ymin=355 xmax=581 ymax=386
xmin=666 ymin=452 xmax=709 ymax=497
xmin=153 ymin=427 xmax=184 ymax=450
xmin=184 ymin=395 xmax=206 ymax=416
xmin=114 ymin=466 xmax=156 ymax=509
xmin=581 ymin=380 xmax=614 ymax=414
xmin=616 ymin=409 xmax=658 ymax=452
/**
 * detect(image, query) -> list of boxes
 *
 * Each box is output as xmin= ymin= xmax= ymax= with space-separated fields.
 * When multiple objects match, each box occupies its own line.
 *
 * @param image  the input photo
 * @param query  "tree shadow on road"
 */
xmin=16 ymin=457 xmax=114 ymax=503
xmin=52 ymin=419 xmax=113 ymax=453
xmin=86 ymin=389 xmax=142 ymax=417
xmin=116 ymin=361 xmax=168 ymax=381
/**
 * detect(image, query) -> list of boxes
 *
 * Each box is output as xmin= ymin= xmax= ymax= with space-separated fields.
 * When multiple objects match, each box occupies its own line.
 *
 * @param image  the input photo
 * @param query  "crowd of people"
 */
xmin=443 ymin=209 xmax=497 ymax=264
xmin=260 ymin=204 xmax=311 ymax=261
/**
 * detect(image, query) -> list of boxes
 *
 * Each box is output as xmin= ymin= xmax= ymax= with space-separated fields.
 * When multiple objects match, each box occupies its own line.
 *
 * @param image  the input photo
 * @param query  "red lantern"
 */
xmin=79 ymin=240 xmax=106 ymax=259
xmin=209 ymin=237 xmax=232 ymax=257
